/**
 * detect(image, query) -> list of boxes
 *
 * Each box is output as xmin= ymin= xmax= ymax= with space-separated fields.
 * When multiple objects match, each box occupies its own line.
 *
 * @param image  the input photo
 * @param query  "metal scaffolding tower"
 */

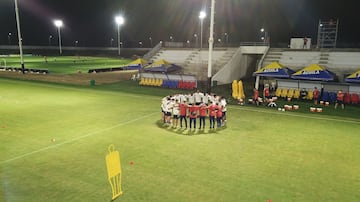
xmin=317 ymin=19 xmax=339 ymax=48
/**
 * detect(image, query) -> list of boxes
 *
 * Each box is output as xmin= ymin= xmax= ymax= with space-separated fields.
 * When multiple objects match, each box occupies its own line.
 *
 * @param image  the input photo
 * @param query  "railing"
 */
xmin=239 ymin=42 xmax=270 ymax=46
xmin=143 ymin=42 xmax=162 ymax=60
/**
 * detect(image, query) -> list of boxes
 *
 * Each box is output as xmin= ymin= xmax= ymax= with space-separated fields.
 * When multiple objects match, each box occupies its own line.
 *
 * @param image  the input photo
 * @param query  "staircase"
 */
xmin=318 ymin=51 xmax=329 ymax=66
xmin=262 ymin=48 xmax=283 ymax=67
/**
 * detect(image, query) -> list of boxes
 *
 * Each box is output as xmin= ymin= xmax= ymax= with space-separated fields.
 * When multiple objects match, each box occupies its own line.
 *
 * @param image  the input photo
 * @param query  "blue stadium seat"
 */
xmin=329 ymin=92 xmax=337 ymax=103
xmin=322 ymin=91 xmax=329 ymax=102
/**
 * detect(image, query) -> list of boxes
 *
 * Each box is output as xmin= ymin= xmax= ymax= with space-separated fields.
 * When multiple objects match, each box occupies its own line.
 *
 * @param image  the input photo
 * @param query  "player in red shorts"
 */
xmin=313 ymin=87 xmax=319 ymax=105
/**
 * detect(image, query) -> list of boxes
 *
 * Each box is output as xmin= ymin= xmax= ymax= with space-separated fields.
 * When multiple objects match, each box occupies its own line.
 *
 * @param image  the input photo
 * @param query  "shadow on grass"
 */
xmin=155 ymin=120 xmax=225 ymax=136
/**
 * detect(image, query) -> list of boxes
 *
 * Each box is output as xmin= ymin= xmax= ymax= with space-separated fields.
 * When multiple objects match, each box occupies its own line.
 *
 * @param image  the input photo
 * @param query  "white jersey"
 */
xmin=187 ymin=94 xmax=194 ymax=104
xmin=178 ymin=94 xmax=187 ymax=103
xmin=194 ymin=92 xmax=203 ymax=103
xmin=172 ymin=103 xmax=180 ymax=115
xmin=164 ymin=101 xmax=172 ymax=113
xmin=221 ymin=98 xmax=227 ymax=112
xmin=161 ymin=97 xmax=168 ymax=111
xmin=202 ymin=94 xmax=209 ymax=104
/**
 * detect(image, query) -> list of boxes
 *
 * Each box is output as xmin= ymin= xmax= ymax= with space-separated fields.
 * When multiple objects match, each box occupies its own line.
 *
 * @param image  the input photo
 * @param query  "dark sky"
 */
xmin=1 ymin=0 xmax=359 ymax=47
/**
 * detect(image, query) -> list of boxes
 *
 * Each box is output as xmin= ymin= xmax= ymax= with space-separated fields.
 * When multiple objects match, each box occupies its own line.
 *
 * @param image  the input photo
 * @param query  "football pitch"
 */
xmin=0 ymin=55 xmax=131 ymax=74
xmin=1 ymin=78 xmax=360 ymax=201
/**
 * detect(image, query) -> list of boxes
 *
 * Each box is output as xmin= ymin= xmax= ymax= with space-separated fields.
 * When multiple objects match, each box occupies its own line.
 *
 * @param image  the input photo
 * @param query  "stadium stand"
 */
xmin=139 ymin=72 xmax=197 ymax=90
xmin=148 ymin=48 xmax=236 ymax=81
xmin=279 ymin=51 xmax=321 ymax=68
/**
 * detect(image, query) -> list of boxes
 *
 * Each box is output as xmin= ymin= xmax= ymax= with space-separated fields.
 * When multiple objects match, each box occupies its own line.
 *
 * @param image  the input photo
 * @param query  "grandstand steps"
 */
xmin=318 ymin=52 xmax=329 ymax=65
xmin=262 ymin=48 xmax=283 ymax=66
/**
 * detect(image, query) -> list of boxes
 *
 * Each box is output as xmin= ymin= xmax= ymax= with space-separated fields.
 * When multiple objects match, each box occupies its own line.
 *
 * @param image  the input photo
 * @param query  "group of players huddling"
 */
xmin=161 ymin=90 xmax=227 ymax=130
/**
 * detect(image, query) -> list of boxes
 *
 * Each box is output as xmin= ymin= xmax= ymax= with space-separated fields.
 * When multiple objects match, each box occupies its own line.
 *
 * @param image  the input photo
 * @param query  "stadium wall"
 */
xmin=212 ymin=46 xmax=267 ymax=85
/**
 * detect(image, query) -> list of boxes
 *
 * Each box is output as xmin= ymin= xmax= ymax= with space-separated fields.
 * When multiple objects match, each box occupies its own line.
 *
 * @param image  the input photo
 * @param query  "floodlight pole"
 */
xmin=14 ymin=0 xmax=25 ymax=74
xmin=117 ymin=23 xmax=120 ymax=55
xmin=54 ymin=20 xmax=63 ymax=55
xmin=199 ymin=11 xmax=206 ymax=51
xmin=115 ymin=16 xmax=124 ymax=56
xmin=57 ymin=26 xmax=62 ymax=54
xmin=207 ymin=0 xmax=215 ymax=93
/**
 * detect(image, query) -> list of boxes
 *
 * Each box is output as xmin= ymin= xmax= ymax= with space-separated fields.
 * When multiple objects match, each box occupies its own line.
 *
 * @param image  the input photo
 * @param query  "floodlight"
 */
xmin=54 ymin=20 xmax=63 ymax=28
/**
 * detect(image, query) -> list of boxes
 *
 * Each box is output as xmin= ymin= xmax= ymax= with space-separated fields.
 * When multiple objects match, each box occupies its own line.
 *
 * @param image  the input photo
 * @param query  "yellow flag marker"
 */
xmin=105 ymin=144 xmax=123 ymax=200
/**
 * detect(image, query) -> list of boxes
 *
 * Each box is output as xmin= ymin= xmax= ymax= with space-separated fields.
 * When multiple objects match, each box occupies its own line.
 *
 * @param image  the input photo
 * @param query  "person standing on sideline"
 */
xmin=335 ymin=90 xmax=345 ymax=109
xmin=303 ymin=37 xmax=308 ymax=49
xmin=179 ymin=100 xmax=188 ymax=129
xmin=253 ymin=88 xmax=260 ymax=106
xmin=313 ymin=87 xmax=320 ymax=105
xmin=300 ymin=88 xmax=308 ymax=100
xmin=263 ymin=84 xmax=270 ymax=104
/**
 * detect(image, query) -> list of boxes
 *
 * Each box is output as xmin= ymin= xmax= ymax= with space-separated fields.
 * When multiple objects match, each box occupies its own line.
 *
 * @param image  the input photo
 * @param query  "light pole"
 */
xmin=169 ymin=35 xmax=173 ymax=42
xmin=49 ymin=35 xmax=53 ymax=46
xmin=194 ymin=33 xmax=198 ymax=48
xmin=8 ymin=33 xmax=11 ymax=45
xmin=199 ymin=11 xmax=206 ymax=50
xmin=115 ymin=15 xmax=124 ymax=56
xmin=224 ymin=32 xmax=229 ymax=45
xmin=139 ymin=41 xmax=142 ymax=47
xmin=75 ymin=40 xmax=79 ymax=47
xmin=260 ymin=28 xmax=267 ymax=44
xmin=14 ymin=0 xmax=25 ymax=73
xmin=110 ymin=38 xmax=114 ymax=47
xmin=207 ymin=0 xmax=215 ymax=93
xmin=54 ymin=20 xmax=63 ymax=54
xmin=218 ymin=38 xmax=222 ymax=47
xmin=149 ymin=37 xmax=152 ymax=47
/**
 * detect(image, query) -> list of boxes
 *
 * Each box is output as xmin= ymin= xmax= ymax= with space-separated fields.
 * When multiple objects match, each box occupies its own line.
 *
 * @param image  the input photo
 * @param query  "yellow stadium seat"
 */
xmin=144 ymin=78 xmax=151 ymax=86
xmin=307 ymin=90 xmax=313 ymax=100
xmin=149 ymin=78 xmax=155 ymax=86
xmin=139 ymin=77 xmax=145 ymax=85
xmin=281 ymin=88 xmax=288 ymax=98
xmin=157 ymin=79 xmax=163 ymax=86
xmin=275 ymin=88 xmax=282 ymax=97
xmin=294 ymin=89 xmax=300 ymax=99
xmin=154 ymin=78 xmax=160 ymax=86
xmin=287 ymin=89 xmax=295 ymax=98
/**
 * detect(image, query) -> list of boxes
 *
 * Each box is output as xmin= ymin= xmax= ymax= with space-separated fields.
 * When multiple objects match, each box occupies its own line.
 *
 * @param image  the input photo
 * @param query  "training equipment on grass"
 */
xmin=105 ymin=144 xmax=123 ymax=200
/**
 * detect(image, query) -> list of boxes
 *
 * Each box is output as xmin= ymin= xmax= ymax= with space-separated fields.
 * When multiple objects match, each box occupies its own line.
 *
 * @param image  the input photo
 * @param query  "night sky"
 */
xmin=1 ymin=0 xmax=359 ymax=47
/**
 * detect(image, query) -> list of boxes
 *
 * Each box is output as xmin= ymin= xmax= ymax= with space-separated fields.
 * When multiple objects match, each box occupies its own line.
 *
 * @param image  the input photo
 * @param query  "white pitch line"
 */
xmin=229 ymin=106 xmax=360 ymax=124
xmin=1 ymin=111 xmax=158 ymax=165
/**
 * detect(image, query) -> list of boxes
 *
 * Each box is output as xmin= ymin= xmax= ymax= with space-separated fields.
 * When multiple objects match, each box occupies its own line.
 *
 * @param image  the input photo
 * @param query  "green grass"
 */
xmin=0 ymin=55 xmax=131 ymax=74
xmin=1 ymin=78 xmax=360 ymax=202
